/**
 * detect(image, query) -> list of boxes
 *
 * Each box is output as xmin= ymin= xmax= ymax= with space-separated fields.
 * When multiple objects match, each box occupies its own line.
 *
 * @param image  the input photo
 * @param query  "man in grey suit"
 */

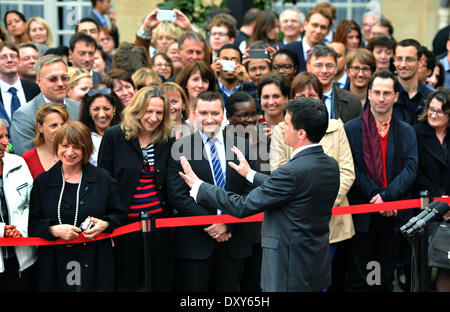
xmin=10 ymin=55 xmax=80 ymax=156
xmin=179 ymin=98 xmax=340 ymax=291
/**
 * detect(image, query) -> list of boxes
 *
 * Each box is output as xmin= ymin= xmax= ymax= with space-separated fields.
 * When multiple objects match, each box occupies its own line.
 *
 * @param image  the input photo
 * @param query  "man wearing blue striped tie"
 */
xmin=167 ymin=91 xmax=256 ymax=292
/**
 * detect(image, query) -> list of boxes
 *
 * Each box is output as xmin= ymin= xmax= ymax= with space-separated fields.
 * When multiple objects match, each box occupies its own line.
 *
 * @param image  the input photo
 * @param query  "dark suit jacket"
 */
xmin=344 ymin=115 xmax=418 ymax=233
xmin=97 ymin=124 xmax=174 ymax=218
xmin=0 ymin=79 xmax=40 ymax=125
xmin=92 ymin=71 xmax=104 ymax=85
xmin=196 ymin=145 xmax=340 ymax=291
xmin=167 ymin=131 xmax=254 ymax=261
xmin=275 ymin=40 xmax=307 ymax=73
xmin=413 ymin=120 xmax=450 ymax=197
xmin=332 ymin=84 xmax=362 ymax=123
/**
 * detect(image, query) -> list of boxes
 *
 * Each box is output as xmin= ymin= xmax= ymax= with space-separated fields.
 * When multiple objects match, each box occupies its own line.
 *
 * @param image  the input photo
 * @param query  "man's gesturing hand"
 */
xmin=228 ymin=146 xmax=250 ymax=178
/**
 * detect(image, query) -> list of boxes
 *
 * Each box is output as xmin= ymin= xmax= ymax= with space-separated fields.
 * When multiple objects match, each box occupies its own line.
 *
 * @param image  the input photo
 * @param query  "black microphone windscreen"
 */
xmin=435 ymin=201 xmax=450 ymax=216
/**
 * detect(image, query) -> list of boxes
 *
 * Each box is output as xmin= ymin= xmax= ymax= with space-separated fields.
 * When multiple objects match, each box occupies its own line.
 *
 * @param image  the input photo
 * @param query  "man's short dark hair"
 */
xmin=218 ymin=44 xmax=242 ymax=62
xmin=368 ymin=69 xmax=398 ymax=91
xmin=18 ymin=42 xmax=38 ymax=52
xmin=242 ymin=8 xmax=259 ymax=27
xmin=308 ymin=44 xmax=337 ymax=64
xmin=194 ymin=91 xmax=224 ymax=111
xmin=225 ymin=91 xmax=255 ymax=117
xmin=285 ymin=98 xmax=328 ymax=143
xmin=69 ymin=32 xmax=98 ymax=51
xmin=75 ymin=17 xmax=100 ymax=32
xmin=0 ymin=41 xmax=19 ymax=56
xmin=396 ymin=38 xmax=423 ymax=60
xmin=422 ymin=46 xmax=436 ymax=72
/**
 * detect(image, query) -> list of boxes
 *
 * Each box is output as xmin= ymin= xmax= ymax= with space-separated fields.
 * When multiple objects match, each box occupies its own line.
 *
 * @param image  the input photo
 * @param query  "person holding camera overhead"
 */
xmin=28 ymin=121 xmax=127 ymax=291
xmin=210 ymin=44 xmax=257 ymax=105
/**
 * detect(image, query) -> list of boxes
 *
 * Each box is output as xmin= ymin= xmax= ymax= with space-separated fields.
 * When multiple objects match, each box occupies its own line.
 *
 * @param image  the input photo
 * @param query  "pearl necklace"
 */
xmin=57 ymin=168 xmax=83 ymax=227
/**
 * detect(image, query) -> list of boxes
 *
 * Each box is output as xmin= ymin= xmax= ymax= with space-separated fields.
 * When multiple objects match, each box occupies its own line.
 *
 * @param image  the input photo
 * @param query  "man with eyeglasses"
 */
xmin=0 ymin=42 xmax=40 ymax=132
xmin=10 ymin=55 xmax=80 ymax=156
xmin=344 ymin=69 xmax=418 ymax=292
xmin=306 ymin=45 xmax=361 ymax=123
xmin=69 ymin=32 xmax=103 ymax=85
xmin=393 ymin=39 xmax=433 ymax=125
xmin=346 ymin=48 xmax=377 ymax=110
xmin=207 ymin=13 xmax=237 ymax=61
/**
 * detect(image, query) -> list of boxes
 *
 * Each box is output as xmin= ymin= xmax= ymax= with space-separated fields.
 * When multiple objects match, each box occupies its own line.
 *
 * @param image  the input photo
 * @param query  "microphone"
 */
xmin=406 ymin=201 xmax=450 ymax=235
xmin=400 ymin=200 xmax=441 ymax=233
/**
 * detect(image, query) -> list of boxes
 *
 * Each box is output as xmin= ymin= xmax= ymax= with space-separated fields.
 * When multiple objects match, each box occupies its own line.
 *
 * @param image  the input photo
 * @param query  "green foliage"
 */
xmin=157 ymin=0 xmax=225 ymax=29
xmin=252 ymin=0 xmax=273 ymax=10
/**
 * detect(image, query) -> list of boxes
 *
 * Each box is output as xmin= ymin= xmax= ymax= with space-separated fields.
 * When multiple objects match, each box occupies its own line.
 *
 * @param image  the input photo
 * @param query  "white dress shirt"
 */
xmin=0 ymin=78 xmax=27 ymax=120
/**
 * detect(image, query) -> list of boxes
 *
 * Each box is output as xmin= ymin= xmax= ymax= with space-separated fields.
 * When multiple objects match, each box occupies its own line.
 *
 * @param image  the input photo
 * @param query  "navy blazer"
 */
xmin=344 ymin=115 xmax=418 ymax=233
xmin=413 ymin=120 xmax=450 ymax=197
xmin=197 ymin=145 xmax=340 ymax=291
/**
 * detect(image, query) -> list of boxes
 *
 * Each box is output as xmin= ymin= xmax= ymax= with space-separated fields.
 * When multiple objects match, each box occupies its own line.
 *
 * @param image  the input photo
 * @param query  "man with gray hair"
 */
xmin=279 ymin=8 xmax=304 ymax=44
xmin=10 ymin=54 xmax=80 ymax=156
xmin=179 ymin=31 xmax=208 ymax=66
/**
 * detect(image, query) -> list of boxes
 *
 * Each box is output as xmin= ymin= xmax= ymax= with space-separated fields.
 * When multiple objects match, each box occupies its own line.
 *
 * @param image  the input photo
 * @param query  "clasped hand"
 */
xmin=49 ymin=217 xmax=109 ymax=241
xmin=4 ymin=225 xmax=22 ymax=238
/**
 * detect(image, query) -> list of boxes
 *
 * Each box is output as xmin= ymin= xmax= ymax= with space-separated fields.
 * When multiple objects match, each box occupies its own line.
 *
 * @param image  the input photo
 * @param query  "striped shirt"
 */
xmin=128 ymin=144 xmax=162 ymax=217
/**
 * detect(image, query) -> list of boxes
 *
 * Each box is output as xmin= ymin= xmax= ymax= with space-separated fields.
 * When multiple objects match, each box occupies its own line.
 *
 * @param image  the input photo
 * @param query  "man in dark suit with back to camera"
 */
xmin=179 ymin=97 xmax=340 ymax=292
xmin=167 ymin=91 xmax=254 ymax=292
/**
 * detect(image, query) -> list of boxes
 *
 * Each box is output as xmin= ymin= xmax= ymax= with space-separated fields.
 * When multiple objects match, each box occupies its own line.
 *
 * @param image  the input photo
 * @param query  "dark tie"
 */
xmin=208 ymin=137 xmax=225 ymax=214
xmin=8 ymin=87 xmax=21 ymax=119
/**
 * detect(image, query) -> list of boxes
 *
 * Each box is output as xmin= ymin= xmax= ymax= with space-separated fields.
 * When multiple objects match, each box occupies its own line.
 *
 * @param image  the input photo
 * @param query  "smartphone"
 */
xmin=218 ymin=60 xmax=236 ymax=72
xmin=156 ymin=10 xmax=177 ymax=22
xmin=248 ymin=49 xmax=269 ymax=59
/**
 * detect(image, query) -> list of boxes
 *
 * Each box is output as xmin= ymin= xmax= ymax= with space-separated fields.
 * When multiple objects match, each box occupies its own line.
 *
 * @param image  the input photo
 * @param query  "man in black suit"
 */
xmin=179 ymin=97 xmax=340 ymax=291
xmin=0 ymin=42 xmax=40 ymax=129
xmin=167 ymin=91 xmax=253 ymax=292
xmin=307 ymin=45 xmax=362 ymax=123
xmin=69 ymin=32 xmax=103 ymax=85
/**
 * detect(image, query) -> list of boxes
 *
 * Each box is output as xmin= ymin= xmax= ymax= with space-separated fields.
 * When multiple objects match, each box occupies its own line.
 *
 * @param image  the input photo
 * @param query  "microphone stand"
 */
xmin=403 ymin=191 xmax=431 ymax=292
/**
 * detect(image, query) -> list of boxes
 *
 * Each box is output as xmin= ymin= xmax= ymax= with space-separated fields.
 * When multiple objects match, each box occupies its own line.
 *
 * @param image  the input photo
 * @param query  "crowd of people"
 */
xmin=0 ymin=0 xmax=450 ymax=292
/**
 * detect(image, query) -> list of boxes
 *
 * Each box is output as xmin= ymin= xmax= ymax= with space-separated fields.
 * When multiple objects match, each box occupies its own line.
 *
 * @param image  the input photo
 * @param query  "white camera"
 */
xmin=80 ymin=217 xmax=94 ymax=231
xmin=156 ymin=10 xmax=176 ymax=22
xmin=218 ymin=60 xmax=236 ymax=72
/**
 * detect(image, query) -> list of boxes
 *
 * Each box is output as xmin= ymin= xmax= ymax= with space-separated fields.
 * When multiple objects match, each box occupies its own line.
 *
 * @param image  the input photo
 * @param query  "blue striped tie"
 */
xmin=208 ymin=138 xmax=225 ymax=215
xmin=208 ymin=137 xmax=225 ymax=188
xmin=8 ymin=87 xmax=21 ymax=119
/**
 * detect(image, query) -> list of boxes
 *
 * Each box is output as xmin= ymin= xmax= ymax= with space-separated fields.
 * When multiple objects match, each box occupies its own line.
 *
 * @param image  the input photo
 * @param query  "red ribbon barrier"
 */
xmin=1 ymin=196 xmax=448 ymax=247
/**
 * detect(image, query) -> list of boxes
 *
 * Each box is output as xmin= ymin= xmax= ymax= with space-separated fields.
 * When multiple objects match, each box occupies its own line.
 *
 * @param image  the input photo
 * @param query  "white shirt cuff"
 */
xmin=136 ymin=25 xmax=151 ymax=39
xmin=246 ymin=169 xmax=256 ymax=183
xmin=189 ymin=180 xmax=204 ymax=202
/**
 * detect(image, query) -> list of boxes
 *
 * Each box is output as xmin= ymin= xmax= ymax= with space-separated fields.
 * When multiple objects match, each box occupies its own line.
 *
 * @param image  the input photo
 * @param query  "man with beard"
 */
xmin=211 ymin=44 xmax=257 ymax=104
xmin=393 ymin=39 xmax=433 ymax=125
